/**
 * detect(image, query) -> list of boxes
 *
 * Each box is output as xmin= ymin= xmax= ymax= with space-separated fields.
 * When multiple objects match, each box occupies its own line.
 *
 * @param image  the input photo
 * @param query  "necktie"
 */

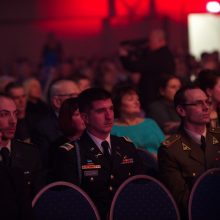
xmin=1 ymin=147 xmax=10 ymax=166
xmin=101 ymin=141 xmax=111 ymax=159
xmin=201 ymin=135 xmax=206 ymax=151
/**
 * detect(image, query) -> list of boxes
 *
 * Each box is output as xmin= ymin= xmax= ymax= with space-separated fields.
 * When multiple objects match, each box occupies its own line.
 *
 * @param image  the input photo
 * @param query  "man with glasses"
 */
xmin=31 ymin=79 xmax=80 ymax=170
xmin=158 ymin=85 xmax=220 ymax=219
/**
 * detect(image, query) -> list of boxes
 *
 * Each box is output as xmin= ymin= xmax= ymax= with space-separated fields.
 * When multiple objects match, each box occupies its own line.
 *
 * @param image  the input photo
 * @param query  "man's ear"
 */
xmin=80 ymin=112 xmax=88 ymax=124
xmin=51 ymin=96 xmax=62 ymax=110
xmin=176 ymin=105 xmax=186 ymax=117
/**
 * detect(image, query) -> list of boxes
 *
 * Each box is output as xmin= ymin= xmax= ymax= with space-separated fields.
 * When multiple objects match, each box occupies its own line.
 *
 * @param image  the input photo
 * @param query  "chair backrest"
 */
xmin=136 ymin=148 xmax=158 ymax=174
xmin=109 ymin=175 xmax=180 ymax=220
xmin=32 ymin=181 xmax=100 ymax=220
xmin=188 ymin=168 xmax=220 ymax=220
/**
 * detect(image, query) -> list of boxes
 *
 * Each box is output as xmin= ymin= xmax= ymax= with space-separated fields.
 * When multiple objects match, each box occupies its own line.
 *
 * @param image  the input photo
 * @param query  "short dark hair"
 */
xmin=78 ymin=87 xmax=111 ymax=113
xmin=196 ymin=69 xmax=220 ymax=92
xmin=4 ymin=82 xmax=23 ymax=96
xmin=59 ymin=97 xmax=79 ymax=136
xmin=174 ymin=84 xmax=199 ymax=108
xmin=158 ymin=74 xmax=181 ymax=90
xmin=112 ymin=85 xmax=138 ymax=118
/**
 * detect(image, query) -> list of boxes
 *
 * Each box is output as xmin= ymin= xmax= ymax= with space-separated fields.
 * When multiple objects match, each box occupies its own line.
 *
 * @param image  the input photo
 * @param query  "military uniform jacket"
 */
xmin=158 ymin=127 xmax=220 ymax=214
xmin=0 ymin=163 xmax=35 ymax=220
xmin=52 ymin=132 xmax=144 ymax=217
xmin=10 ymin=139 xmax=44 ymax=198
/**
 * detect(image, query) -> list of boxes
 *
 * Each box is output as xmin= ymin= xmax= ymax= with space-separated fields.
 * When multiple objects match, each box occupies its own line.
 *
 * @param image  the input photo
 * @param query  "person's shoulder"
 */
xmin=58 ymin=142 xmax=75 ymax=152
xmin=143 ymin=118 xmax=159 ymax=127
xmin=111 ymin=135 xmax=133 ymax=144
xmin=13 ymin=139 xmax=35 ymax=147
xmin=13 ymin=139 xmax=39 ymax=153
xmin=161 ymin=134 xmax=181 ymax=148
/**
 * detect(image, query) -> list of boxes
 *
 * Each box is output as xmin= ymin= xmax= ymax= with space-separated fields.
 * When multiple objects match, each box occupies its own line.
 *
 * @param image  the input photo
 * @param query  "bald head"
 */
xmin=50 ymin=80 xmax=80 ymax=111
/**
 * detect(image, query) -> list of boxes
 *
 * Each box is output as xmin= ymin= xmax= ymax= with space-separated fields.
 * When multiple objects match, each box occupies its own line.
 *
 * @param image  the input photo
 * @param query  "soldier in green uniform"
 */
xmin=158 ymin=85 xmax=220 ymax=219
xmin=51 ymin=88 xmax=146 ymax=219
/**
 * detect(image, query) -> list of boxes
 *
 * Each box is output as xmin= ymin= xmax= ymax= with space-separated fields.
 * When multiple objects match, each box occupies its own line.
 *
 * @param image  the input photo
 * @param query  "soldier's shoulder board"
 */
xmin=209 ymin=127 xmax=220 ymax=134
xmin=59 ymin=142 xmax=75 ymax=151
xmin=16 ymin=139 xmax=34 ymax=146
xmin=162 ymin=134 xmax=180 ymax=148
xmin=121 ymin=136 xmax=133 ymax=143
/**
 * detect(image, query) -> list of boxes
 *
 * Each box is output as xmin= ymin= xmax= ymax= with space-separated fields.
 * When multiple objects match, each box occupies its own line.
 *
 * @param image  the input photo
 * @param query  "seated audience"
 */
xmin=52 ymin=88 xmax=148 ymax=219
xmin=148 ymin=74 xmax=181 ymax=135
xmin=158 ymin=85 xmax=220 ymax=219
xmin=196 ymin=69 xmax=220 ymax=128
xmin=111 ymin=85 xmax=165 ymax=157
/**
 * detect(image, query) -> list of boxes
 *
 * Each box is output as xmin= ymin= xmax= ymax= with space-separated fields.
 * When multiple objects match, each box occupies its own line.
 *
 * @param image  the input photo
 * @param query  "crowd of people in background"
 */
xmin=0 ymin=28 xmax=220 ymax=220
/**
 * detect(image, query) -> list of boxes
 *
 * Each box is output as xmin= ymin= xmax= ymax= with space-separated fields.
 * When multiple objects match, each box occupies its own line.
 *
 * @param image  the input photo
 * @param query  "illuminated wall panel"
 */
xmin=188 ymin=13 xmax=220 ymax=59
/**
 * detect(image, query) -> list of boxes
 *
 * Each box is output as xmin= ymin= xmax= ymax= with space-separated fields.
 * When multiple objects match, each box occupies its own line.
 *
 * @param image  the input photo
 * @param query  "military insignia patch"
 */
xmin=162 ymin=134 xmax=180 ymax=148
xmin=84 ymin=170 xmax=98 ymax=176
xmin=82 ymin=164 xmax=101 ymax=169
xmin=95 ymin=153 xmax=102 ymax=158
xmin=121 ymin=156 xmax=134 ymax=164
xmin=60 ymin=142 xmax=74 ymax=151
xmin=182 ymin=143 xmax=191 ymax=151
xmin=213 ymin=136 xmax=219 ymax=144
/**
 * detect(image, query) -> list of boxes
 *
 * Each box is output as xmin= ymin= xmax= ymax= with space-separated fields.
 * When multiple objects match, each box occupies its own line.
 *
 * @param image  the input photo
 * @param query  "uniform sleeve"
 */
xmin=158 ymin=146 xmax=189 ymax=214
xmin=49 ymin=147 xmax=79 ymax=185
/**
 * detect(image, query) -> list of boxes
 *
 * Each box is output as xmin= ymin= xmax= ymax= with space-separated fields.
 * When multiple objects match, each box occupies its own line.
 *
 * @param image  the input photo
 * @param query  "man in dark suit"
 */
xmin=0 ymin=95 xmax=44 ymax=198
xmin=119 ymin=29 xmax=175 ymax=113
xmin=31 ymin=79 xmax=80 ymax=170
xmin=158 ymin=85 xmax=220 ymax=219
xmin=52 ymin=88 xmax=145 ymax=219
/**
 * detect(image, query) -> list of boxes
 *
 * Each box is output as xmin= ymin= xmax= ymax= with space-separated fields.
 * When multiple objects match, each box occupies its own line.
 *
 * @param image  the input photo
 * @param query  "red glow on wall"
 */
xmin=115 ymin=0 xmax=149 ymax=16
xmin=35 ymin=0 xmax=211 ymax=36
xmin=34 ymin=18 xmax=103 ymax=38
xmin=37 ymin=0 xmax=108 ymax=18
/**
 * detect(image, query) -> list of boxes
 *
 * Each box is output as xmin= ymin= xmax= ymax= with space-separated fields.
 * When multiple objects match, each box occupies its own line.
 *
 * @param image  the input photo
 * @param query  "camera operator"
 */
xmin=119 ymin=29 xmax=175 ymax=114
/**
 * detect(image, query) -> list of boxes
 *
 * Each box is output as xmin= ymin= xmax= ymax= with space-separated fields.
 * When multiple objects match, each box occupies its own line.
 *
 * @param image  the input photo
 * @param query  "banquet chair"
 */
xmin=188 ymin=168 xmax=220 ymax=220
xmin=32 ymin=181 xmax=100 ymax=220
xmin=109 ymin=175 xmax=180 ymax=220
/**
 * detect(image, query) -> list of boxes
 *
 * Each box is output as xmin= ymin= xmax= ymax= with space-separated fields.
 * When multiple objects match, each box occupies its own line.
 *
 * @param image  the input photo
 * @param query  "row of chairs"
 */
xmin=32 ymin=168 xmax=220 ymax=220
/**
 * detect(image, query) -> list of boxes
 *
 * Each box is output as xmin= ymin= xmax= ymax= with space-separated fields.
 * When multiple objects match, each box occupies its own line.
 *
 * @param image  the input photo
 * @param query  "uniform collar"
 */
xmin=87 ymin=131 xmax=111 ymax=153
xmin=184 ymin=127 xmax=206 ymax=144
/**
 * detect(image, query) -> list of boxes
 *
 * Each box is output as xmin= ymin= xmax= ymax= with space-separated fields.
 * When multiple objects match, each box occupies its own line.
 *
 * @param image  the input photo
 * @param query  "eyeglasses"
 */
xmin=182 ymin=99 xmax=212 ymax=108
